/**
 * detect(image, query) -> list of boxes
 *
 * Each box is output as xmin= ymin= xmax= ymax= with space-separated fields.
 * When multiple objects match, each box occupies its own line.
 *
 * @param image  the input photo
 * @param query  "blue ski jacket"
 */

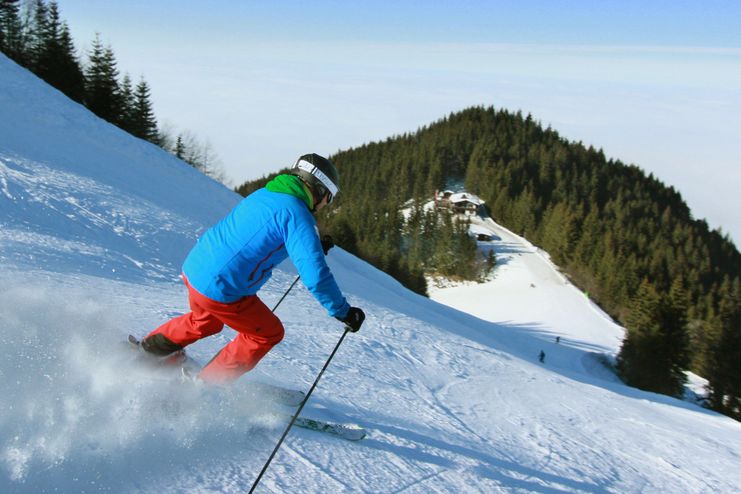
xmin=182 ymin=187 xmax=350 ymax=319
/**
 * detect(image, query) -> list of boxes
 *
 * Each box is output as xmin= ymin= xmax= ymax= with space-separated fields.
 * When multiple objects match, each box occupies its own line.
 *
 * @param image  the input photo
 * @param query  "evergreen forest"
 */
xmin=238 ymin=107 xmax=740 ymax=418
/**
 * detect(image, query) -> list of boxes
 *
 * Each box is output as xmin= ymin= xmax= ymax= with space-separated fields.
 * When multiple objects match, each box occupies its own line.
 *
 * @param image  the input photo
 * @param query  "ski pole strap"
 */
xmin=248 ymin=327 xmax=351 ymax=494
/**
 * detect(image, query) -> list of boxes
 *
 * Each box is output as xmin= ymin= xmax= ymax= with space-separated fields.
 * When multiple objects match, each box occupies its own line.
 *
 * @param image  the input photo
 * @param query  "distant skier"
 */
xmin=539 ymin=350 xmax=545 ymax=363
xmin=140 ymin=153 xmax=365 ymax=383
xmin=555 ymin=336 xmax=560 ymax=344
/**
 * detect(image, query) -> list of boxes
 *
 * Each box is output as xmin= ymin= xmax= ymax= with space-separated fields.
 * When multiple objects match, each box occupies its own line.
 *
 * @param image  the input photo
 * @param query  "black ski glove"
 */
xmin=337 ymin=307 xmax=365 ymax=332
xmin=321 ymin=235 xmax=334 ymax=256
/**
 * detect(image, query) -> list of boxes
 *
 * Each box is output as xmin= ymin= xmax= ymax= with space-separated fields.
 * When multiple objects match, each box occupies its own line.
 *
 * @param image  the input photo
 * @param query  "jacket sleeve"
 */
xmin=280 ymin=206 xmax=350 ymax=319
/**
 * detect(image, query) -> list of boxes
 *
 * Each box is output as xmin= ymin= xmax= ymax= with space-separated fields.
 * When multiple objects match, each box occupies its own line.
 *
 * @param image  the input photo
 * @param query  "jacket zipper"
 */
xmin=248 ymin=244 xmax=284 ymax=281
xmin=248 ymin=265 xmax=274 ymax=288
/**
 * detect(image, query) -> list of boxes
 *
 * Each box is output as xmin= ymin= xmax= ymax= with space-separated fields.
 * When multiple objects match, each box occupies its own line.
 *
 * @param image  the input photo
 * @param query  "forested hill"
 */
xmin=237 ymin=107 xmax=740 ymax=411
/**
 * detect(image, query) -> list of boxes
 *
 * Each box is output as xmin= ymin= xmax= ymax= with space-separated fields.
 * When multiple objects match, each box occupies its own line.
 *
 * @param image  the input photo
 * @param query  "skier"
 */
xmin=539 ymin=350 xmax=545 ymax=363
xmin=139 ymin=153 xmax=365 ymax=383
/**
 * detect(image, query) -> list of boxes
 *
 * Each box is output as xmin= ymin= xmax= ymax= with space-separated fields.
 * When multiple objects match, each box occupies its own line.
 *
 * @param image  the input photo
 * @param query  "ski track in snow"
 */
xmin=2 ymin=53 xmax=741 ymax=493
xmin=0 ymin=154 xmax=202 ymax=282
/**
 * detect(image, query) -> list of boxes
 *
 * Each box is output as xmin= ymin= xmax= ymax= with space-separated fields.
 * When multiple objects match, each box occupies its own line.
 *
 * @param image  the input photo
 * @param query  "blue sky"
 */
xmin=60 ymin=0 xmax=741 ymax=46
xmin=57 ymin=1 xmax=741 ymax=242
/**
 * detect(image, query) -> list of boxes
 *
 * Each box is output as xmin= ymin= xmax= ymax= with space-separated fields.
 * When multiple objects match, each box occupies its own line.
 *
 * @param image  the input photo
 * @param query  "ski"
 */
xmin=125 ymin=335 xmax=304 ymax=403
xmin=243 ymin=380 xmax=305 ymax=407
xmin=125 ymin=335 xmax=366 ymax=440
xmin=292 ymin=416 xmax=366 ymax=441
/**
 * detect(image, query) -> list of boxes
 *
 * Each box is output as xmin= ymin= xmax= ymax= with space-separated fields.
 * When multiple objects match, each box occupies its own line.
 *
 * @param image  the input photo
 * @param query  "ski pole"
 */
xmin=270 ymin=235 xmax=333 ymax=313
xmin=248 ymin=327 xmax=351 ymax=494
xmin=271 ymin=275 xmax=300 ymax=312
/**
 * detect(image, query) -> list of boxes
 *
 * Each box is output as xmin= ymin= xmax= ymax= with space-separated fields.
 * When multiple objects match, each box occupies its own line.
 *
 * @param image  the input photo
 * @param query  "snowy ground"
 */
xmin=2 ymin=53 xmax=741 ymax=493
xmin=429 ymin=214 xmax=626 ymax=370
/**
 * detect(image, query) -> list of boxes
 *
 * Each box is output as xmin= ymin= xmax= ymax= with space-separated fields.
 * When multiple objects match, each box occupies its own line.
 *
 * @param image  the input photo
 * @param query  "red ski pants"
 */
xmin=146 ymin=276 xmax=284 ymax=383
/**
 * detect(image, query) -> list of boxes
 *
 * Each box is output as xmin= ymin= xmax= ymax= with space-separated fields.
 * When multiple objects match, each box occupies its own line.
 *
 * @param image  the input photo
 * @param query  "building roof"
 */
xmin=448 ymin=192 xmax=484 ymax=206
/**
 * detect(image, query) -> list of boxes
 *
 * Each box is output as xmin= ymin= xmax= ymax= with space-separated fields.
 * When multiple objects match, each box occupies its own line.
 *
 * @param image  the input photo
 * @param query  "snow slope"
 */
xmin=1 ymin=53 xmax=740 ymax=493
xmin=430 ymin=214 xmax=626 ymax=373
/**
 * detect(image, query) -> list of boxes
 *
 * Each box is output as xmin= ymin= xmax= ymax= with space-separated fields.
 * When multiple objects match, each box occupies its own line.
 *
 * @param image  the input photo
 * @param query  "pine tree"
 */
xmin=57 ymin=21 xmax=85 ymax=101
xmin=432 ymin=209 xmax=457 ymax=276
xmin=617 ymin=280 xmax=661 ymax=390
xmin=175 ymin=135 xmax=186 ymax=159
xmin=706 ymin=278 xmax=741 ymax=418
xmin=617 ymin=278 xmax=690 ymax=397
xmin=25 ymin=0 xmax=48 ymax=69
xmin=34 ymin=2 xmax=84 ymax=102
xmin=131 ymin=77 xmax=158 ymax=143
xmin=84 ymin=34 xmax=122 ymax=124
xmin=0 ymin=0 xmax=23 ymax=60
xmin=118 ymin=73 xmax=135 ymax=131
xmin=32 ymin=0 xmax=57 ymax=77
xmin=665 ymin=278 xmax=691 ymax=394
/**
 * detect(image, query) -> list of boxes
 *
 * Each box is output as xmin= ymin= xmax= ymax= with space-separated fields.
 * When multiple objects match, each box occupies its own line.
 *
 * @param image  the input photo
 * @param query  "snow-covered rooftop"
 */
xmin=449 ymin=191 xmax=483 ymax=205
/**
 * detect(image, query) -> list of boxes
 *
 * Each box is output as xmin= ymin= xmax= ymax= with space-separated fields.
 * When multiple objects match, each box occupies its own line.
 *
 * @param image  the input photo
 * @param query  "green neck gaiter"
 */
xmin=265 ymin=174 xmax=314 ymax=209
